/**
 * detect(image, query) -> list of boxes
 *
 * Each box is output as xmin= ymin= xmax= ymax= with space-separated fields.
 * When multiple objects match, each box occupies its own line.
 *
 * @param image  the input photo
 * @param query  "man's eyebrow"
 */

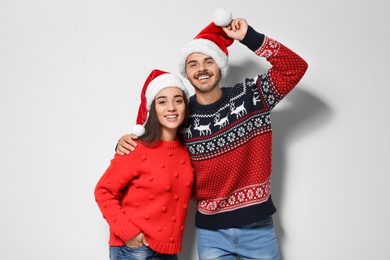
xmin=186 ymin=59 xmax=197 ymax=65
xmin=187 ymin=56 xmax=213 ymax=65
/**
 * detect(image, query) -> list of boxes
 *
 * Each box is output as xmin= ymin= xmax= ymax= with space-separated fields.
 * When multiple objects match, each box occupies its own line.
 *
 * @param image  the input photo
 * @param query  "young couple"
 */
xmin=95 ymin=8 xmax=308 ymax=260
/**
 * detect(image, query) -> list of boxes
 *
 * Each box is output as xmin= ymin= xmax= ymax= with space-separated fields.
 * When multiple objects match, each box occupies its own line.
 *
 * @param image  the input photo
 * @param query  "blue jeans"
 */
xmin=109 ymin=245 xmax=178 ymax=260
xmin=197 ymin=217 xmax=280 ymax=260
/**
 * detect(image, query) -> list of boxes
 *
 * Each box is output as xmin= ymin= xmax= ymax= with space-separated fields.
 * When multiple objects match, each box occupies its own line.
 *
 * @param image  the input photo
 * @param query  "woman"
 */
xmin=95 ymin=69 xmax=194 ymax=260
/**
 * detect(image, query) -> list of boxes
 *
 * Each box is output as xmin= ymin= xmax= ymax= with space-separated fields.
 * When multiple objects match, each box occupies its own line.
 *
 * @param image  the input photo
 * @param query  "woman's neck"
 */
xmin=160 ymin=129 xmax=177 ymax=141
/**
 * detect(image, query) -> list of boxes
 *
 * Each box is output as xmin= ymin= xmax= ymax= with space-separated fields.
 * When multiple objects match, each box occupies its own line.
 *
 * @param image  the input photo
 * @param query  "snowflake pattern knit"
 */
xmin=183 ymin=28 xmax=308 ymax=229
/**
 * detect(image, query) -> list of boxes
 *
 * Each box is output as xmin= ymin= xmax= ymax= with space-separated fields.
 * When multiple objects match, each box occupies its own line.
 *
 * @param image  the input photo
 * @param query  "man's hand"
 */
xmin=125 ymin=232 xmax=149 ymax=248
xmin=222 ymin=18 xmax=248 ymax=41
xmin=116 ymin=134 xmax=138 ymax=155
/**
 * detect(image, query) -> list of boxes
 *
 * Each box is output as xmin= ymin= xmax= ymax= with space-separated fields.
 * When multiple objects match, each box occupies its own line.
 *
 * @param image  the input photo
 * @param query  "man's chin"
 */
xmin=194 ymin=84 xmax=216 ymax=94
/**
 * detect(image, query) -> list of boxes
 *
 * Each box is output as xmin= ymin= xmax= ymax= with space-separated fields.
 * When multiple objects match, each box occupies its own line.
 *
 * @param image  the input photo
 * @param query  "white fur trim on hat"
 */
xmin=178 ymin=38 xmax=229 ymax=79
xmin=145 ymin=73 xmax=189 ymax=110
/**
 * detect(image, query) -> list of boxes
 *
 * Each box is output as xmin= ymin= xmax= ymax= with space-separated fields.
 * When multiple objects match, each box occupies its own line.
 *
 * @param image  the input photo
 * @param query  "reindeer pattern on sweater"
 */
xmin=181 ymin=34 xmax=308 ymax=229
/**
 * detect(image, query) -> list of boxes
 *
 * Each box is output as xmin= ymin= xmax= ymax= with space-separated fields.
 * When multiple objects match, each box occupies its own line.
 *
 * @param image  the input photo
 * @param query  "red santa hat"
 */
xmin=178 ymin=8 xmax=234 ymax=79
xmin=132 ymin=69 xmax=189 ymax=136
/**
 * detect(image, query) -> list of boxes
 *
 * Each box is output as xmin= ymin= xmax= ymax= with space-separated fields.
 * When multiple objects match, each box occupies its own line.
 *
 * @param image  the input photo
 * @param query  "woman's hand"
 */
xmin=125 ymin=232 xmax=149 ymax=248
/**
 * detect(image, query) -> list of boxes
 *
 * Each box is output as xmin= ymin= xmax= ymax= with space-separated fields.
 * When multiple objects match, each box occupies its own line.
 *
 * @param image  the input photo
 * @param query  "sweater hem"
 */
xmin=195 ymin=196 xmax=276 ymax=229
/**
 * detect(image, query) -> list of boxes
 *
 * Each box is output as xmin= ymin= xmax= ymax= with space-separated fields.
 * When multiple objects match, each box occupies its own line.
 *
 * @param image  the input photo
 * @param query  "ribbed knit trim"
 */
xmin=240 ymin=25 xmax=265 ymax=52
xmin=156 ymin=138 xmax=180 ymax=149
xmin=148 ymin=239 xmax=182 ymax=255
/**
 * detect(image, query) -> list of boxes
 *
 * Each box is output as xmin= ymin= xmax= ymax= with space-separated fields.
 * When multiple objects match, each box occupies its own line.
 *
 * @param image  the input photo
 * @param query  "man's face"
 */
xmin=185 ymin=52 xmax=221 ymax=95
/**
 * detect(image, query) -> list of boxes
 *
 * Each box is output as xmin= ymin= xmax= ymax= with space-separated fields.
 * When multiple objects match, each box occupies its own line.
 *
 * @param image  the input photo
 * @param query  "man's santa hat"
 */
xmin=178 ymin=8 xmax=234 ymax=79
xmin=132 ymin=69 xmax=189 ymax=136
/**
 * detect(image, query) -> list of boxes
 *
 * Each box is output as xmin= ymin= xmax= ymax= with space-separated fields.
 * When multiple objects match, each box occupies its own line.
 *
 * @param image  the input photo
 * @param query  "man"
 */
xmin=117 ymin=8 xmax=308 ymax=260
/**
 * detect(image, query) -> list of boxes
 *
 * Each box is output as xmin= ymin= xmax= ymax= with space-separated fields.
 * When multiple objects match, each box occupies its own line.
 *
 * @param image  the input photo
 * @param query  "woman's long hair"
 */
xmin=138 ymin=90 xmax=189 ymax=146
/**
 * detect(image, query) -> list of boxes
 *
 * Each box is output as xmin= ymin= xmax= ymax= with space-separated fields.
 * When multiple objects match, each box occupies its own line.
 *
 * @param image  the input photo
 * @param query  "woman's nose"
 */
xmin=167 ymin=101 xmax=176 ymax=111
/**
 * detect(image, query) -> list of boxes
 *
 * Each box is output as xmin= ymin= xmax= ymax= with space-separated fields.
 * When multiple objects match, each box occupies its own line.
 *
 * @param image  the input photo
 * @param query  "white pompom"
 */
xmin=213 ymin=8 xmax=233 ymax=27
xmin=132 ymin=124 xmax=145 ymax=136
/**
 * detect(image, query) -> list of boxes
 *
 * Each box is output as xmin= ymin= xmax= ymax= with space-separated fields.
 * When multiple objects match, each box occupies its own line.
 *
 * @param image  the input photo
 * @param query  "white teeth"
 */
xmin=198 ymin=76 xmax=209 ymax=80
xmin=166 ymin=115 xmax=177 ymax=119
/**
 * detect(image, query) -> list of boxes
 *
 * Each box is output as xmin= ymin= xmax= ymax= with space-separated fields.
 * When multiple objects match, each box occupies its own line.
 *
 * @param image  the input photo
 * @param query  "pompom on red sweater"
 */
xmin=94 ymin=139 xmax=194 ymax=254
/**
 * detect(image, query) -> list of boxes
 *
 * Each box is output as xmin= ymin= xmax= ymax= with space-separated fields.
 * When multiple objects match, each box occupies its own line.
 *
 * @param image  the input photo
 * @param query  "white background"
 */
xmin=1 ymin=0 xmax=389 ymax=259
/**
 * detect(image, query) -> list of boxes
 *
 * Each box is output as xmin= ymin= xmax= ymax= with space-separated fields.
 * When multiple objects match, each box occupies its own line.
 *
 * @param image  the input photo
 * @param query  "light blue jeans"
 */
xmin=197 ymin=217 xmax=280 ymax=260
xmin=109 ymin=245 xmax=178 ymax=260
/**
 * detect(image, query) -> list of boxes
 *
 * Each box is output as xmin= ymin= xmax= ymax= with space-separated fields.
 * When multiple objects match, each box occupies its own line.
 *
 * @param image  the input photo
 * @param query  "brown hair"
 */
xmin=138 ymin=90 xmax=189 ymax=146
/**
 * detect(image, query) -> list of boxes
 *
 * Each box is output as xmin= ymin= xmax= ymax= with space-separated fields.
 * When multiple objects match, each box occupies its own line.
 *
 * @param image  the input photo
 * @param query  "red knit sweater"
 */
xmin=94 ymin=139 xmax=194 ymax=254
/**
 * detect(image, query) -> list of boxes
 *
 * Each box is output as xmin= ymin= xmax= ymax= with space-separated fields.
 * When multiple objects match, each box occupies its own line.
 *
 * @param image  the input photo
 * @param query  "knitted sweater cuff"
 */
xmin=114 ymin=223 xmax=141 ymax=242
xmin=240 ymin=25 xmax=265 ymax=52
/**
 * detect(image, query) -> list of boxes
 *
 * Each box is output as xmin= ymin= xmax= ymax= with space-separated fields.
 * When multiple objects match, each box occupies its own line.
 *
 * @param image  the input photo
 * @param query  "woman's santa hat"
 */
xmin=132 ymin=69 xmax=189 ymax=136
xmin=178 ymin=8 xmax=234 ymax=79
